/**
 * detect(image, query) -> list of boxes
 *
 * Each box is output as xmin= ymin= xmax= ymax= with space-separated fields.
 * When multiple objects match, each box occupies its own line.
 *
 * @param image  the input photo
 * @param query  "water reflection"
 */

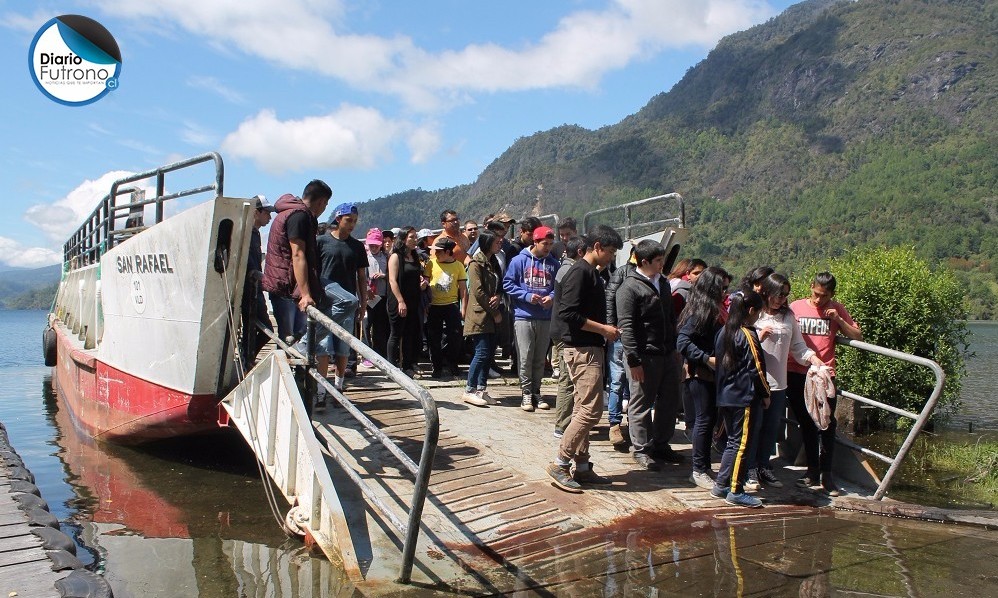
xmin=45 ymin=375 xmax=359 ymax=597
xmin=41 ymin=371 xmax=998 ymax=597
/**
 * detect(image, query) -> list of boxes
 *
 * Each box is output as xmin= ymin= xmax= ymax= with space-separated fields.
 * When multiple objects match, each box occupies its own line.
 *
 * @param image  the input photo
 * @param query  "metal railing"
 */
xmin=299 ymin=306 xmax=439 ymax=584
xmin=64 ymin=153 xmax=224 ymax=268
xmin=583 ymin=193 xmax=685 ymax=239
xmin=825 ymin=336 xmax=945 ymax=500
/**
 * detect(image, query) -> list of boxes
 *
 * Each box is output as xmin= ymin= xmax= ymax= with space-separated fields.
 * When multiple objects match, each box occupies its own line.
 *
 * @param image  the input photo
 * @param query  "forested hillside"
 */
xmin=356 ymin=0 xmax=997 ymax=318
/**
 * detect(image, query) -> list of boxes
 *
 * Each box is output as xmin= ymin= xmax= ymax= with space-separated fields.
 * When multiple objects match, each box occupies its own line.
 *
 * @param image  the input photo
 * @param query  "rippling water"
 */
xmin=943 ymin=321 xmax=998 ymax=431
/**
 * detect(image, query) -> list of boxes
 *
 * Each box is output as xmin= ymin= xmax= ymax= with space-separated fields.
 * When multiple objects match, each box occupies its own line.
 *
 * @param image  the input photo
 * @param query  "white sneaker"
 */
xmin=462 ymin=391 xmax=488 ymax=407
xmin=690 ymin=471 xmax=715 ymax=490
xmin=333 ymin=376 xmax=344 ymax=392
xmin=479 ymin=390 xmax=498 ymax=405
xmin=536 ymin=397 xmax=551 ymax=410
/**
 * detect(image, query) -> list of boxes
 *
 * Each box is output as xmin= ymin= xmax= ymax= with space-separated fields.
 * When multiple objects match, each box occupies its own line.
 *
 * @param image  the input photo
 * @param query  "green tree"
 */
xmin=794 ymin=247 xmax=968 ymax=429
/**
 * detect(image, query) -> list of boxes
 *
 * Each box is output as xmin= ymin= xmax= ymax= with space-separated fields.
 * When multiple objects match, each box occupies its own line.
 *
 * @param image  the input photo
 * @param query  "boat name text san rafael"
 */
xmin=116 ymin=253 xmax=176 ymax=275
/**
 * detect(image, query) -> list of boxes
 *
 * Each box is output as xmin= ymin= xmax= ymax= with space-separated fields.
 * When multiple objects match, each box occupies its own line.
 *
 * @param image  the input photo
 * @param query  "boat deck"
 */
xmin=311 ymin=368 xmax=855 ymax=594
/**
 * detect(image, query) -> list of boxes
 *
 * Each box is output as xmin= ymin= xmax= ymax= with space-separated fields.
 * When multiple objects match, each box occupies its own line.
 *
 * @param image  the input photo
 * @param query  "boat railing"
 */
xmin=294 ymin=305 xmax=439 ymax=584
xmin=582 ymin=192 xmax=685 ymax=239
xmin=817 ymin=336 xmax=945 ymax=500
xmin=63 ymin=152 xmax=224 ymax=269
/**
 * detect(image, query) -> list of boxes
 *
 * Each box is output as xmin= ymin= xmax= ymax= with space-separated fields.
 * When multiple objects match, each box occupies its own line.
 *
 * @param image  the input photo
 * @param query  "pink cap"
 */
xmin=365 ymin=228 xmax=384 ymax=245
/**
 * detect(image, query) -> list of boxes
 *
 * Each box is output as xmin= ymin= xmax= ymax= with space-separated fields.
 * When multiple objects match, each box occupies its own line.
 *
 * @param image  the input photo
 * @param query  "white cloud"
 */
xmin=186 ymin=75 xmax=245 ymax=104
xmin=94 ymin=0 xmax=778 ymax=111
xmin=221 ymin=105 xmax=438 ymax=173
xmin=0 ymin=10 xmax=51 ymax=34
xmin=181 ymin=121 xmax=215 ymax=146
xmin=0 ymin=237 xmax=61 ymax=268
xmin=23 ymin=171 xmax=155 ymax=244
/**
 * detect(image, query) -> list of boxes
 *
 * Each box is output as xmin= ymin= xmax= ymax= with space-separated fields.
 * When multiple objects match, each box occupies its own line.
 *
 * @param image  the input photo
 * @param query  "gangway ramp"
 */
xmin=219 ymin=351 xmax=361 ymax=581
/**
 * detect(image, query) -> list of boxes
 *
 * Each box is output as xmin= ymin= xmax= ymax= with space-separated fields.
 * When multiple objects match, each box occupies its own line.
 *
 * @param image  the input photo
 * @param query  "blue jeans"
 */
xmin=751 ymin=389 xmax=787 ymax=471
xmin=466 ymin=333 xmax=495 ymax=391
xmin=688 ymin=377 xmax=717 ymax=474
xmin=605 ymin=339 xmax=629 ymax=426
xmin=316 ymin=280 xmax=359 ymax=358
xmin=270 ymin=294 xmax=306 ymax=343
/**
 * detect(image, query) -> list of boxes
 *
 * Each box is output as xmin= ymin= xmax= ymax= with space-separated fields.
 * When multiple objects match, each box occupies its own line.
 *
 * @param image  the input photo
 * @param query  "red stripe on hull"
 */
xmin=54 ymin=324 xmax=221 ymax=444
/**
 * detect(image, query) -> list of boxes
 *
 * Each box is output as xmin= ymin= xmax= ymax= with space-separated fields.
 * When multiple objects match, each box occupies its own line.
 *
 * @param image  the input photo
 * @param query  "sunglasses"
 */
xmin=465 ymin=226 xmax=478 ymax=232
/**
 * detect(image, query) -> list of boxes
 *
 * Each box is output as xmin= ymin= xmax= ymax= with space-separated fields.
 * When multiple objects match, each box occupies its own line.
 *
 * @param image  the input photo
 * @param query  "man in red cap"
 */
xmin=502 ymin=225 xmax=560 ymax=411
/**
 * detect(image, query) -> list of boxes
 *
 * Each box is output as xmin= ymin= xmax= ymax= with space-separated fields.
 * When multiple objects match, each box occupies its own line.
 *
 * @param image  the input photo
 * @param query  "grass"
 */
xmin=922 ymin=438 xmax=998 ymax=506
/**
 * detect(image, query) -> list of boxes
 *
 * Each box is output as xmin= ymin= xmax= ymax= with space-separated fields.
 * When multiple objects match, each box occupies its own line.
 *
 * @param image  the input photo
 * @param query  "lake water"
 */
xmin=3 ymin=309 xmax=996 ymax=596
xmin=942 ymin=321 xmax=998 ymax=432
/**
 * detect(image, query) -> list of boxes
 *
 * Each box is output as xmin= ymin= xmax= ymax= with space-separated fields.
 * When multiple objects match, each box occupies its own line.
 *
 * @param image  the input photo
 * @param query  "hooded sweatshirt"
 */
xmin=502 ymin=247 xmax=559 ymax=320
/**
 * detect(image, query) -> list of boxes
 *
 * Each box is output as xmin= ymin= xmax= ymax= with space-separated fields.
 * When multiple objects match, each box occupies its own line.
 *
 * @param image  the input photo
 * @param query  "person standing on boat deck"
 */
xmin=364 ymin=228 xmax=390 ymax=360
xmin=241 ymin=195 xmax=275 ymax=367
xmin=315 ymin=203 xmax=368 ymax=399
xmin=503 ymin=225 xmax=559 ymax=412
xmin=710 ymin=290 xmax=770 ymax=508
xmin=546 ymin=225 xmax=623 ymax=493
xmin=745 ymin=273 xmax=824 ymax=492
xmin=616 ymin=240 xmax=683 ymax=471
xmin=550 ymin=217 xmax=577 ymax=263
xmin=462 ymin=228 xmax=503 ymax=406
xmin=463 ymin=220 xmax=479 ymax=246
xmin=677 ymin=266 xmax=731 ymax=491
xmin=551 ymin=236 xmax=585 ymax=439
xmin=261 ymin=180 xmax=332 ymax=344
xmin=424 ymin=237 xmax=468 ymax=378
xmin=787 ymin=272 xmax=862 ymax=497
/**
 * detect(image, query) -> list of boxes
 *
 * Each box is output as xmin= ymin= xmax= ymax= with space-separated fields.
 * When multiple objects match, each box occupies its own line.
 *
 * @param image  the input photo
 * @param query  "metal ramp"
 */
xmin=219 ymin=351 xmax=362 ymax=581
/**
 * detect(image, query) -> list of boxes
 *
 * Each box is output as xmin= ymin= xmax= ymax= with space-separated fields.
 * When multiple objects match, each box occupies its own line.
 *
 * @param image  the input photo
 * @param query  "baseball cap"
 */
xmin=365 ymin=228 xmax=384 ymax=245
xmin=532 ymin=226 xmax=555 ymax=242
xmin=252 ymin=195 xmax=275 ymax=213
xmin=417 ymin=228 xmax=434 ymax=240
xmin=494 ymin=212 xmax=516 ymax=224
xmin=332 ymin=202 xmax=358 ymax=220
xmin=432 ymin=237 xmax=457 ymax=252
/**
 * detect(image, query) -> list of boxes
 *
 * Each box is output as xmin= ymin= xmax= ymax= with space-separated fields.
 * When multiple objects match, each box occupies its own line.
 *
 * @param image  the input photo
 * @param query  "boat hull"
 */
xmin=53 ymin=322 xmax=221 ymax=443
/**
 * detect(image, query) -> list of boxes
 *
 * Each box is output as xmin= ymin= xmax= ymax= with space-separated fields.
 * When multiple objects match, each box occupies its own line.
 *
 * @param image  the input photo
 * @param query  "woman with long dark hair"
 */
xmin=387 ymin=227 xmax=423 ymax=376
xmin=462 ymin=229 xmax=503 ymax=406
xmin=711 ymin=289 xmax=768 ymax=507
xmin=677 ymin=266 xmax=730 ymax=490
xmin=746 ymin=273 xmax=824 ymax=491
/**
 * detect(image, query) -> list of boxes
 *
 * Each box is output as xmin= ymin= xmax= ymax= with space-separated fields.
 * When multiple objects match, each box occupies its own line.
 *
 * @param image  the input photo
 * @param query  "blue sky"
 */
xmin=1 ymin=0 xmax=797 ymax=268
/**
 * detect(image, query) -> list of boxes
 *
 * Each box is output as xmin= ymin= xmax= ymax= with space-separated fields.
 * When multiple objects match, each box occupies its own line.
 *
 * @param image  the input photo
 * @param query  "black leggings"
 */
xmin=787 ymin=371 xmax=837 ymax=475
xmin=388 ymin=298 xmax=422 ymax=370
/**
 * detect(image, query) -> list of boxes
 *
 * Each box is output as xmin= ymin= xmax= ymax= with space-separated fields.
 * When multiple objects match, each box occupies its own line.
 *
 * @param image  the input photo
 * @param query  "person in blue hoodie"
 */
xmin=503 ymin=225 xmax=560 ymax=412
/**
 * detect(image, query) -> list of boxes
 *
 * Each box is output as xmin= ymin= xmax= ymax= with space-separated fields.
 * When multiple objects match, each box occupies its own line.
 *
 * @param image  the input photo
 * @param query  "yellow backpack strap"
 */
xmin=741 ymin=326 xmax=771 ymax=398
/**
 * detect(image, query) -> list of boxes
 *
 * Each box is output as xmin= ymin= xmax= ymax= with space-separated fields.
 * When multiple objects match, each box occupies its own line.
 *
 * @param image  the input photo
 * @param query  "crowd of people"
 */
xmin=243 ymin=180 xmax=863 ymax=508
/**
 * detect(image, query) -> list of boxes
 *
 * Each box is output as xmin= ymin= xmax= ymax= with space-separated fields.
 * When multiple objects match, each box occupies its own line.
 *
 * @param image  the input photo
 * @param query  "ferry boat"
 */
xmin=44 ymin=153 xmax=254 ymax=443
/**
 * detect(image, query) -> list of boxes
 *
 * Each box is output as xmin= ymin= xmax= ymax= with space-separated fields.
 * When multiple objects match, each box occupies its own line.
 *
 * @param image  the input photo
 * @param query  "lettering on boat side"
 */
xmin=115 ymin=253 xmax=176 ymax=275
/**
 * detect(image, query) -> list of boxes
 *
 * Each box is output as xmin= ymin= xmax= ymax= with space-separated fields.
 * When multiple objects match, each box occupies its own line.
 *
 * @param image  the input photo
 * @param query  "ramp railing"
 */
xmin=796 ymin=337 xmax=945 ymax=500
xmin=299 ymin=305 xmax=440 ymax=584
xmin=220 ymin=351 xmax=362 ymax=579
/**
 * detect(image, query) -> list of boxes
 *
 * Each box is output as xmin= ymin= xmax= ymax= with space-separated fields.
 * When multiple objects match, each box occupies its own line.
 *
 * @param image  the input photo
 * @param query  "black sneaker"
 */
xmin=758 ymin=468 xmax=784 ymax=488
xmin=651 ymin=447 xmax=685 ymax=464
xmin=573 ymin=463 xmax=612 ymax=485
xmin=821 ymin=473 xmax=842 ymax=497
xmin=547 ymin=463 xmax=583 ymax=493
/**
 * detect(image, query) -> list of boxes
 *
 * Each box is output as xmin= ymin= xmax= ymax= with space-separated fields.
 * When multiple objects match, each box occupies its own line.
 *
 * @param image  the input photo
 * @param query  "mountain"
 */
xmin=353 ymin=0 xmax=997 ymax=318
xmin=0 ymin=265 xmax=61 ymax=310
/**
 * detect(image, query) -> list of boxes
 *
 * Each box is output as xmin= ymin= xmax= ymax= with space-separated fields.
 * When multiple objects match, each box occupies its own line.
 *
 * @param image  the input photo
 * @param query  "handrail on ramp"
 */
xmin=302 ymin=305 xmax=440 ymax=584
xmin=829 ymin=336 xmax=945 ymax=500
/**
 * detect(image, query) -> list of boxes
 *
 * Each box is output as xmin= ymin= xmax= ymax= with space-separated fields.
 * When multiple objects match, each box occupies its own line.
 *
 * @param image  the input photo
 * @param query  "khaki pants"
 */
xmin=558 ymin=346 xmax=605 ymax=464
xmin=553 ymin=342 xmax=574 ymax=432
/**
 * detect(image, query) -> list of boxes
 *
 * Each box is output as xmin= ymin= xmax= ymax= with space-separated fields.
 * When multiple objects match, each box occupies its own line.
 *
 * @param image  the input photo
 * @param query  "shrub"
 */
xmin=791 ymin=247 xmax=969 ymax=429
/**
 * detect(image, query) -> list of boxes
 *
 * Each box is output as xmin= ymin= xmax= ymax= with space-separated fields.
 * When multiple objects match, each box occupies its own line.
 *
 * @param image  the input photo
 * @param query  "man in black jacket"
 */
xmin=616 ymin=240 xmax=683 ymax=470
xmin=604 ymin=248 xmax=636 ymax=448
xmin=546 ymin=225 xmax=623 ymax=493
